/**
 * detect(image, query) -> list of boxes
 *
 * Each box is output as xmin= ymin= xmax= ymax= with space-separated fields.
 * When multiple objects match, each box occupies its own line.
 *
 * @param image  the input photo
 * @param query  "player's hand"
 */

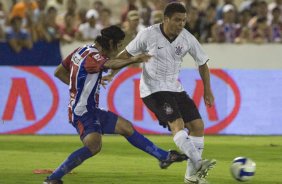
xmin=132 ymin=53 xmax=152 ymax=63
xmin=204 ymin=89 xmax=214 ymax=107
xmin=101 ymin=75 xmax=113 ymax=89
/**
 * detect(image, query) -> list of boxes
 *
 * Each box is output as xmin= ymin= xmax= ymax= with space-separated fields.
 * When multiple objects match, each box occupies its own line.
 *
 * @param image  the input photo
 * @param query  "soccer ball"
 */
xmin=230 ymin=157 xmax=256 ymax=182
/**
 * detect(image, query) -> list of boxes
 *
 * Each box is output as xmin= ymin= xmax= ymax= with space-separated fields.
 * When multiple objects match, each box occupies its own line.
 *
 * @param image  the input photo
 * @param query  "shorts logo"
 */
xmin=163 ymin=103 xmax=173 ymax=115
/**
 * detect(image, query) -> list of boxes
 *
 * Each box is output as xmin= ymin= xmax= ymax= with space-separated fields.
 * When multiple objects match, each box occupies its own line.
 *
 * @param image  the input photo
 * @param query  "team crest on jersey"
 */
xmin=175 ymin=46 xmax=183 ymax=56
xmin=163 ymin=103 xmax=173 ymax=115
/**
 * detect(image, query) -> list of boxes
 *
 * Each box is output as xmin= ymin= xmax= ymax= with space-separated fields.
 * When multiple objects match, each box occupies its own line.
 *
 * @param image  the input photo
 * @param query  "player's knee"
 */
xmin=83 ymin=136 xmax=102 ymax=155
xmin=186 ymin=119 xmax=204 ymax=136
xmin=120 ymin=121 xmax=134 ymax=137
xmin=86 ymin=143 xmax=102 ymax=155
xmin=115 ymin=118 xmax=134 ymax=137
xmin=168 ymin=118 xmax=185 ymax=135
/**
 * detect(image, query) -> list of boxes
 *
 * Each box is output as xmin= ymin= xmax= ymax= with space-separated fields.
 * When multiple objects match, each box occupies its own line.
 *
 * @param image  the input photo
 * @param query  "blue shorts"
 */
xmin=73 ymin=108 xmax=118 ymax=140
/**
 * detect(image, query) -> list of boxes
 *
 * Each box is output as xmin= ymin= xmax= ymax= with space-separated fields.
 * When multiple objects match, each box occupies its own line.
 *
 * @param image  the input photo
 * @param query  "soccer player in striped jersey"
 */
xmin=43 ymin=25 xmax=187 ymax=184
xmin=105 ymin=3 xmax=217 ymax=184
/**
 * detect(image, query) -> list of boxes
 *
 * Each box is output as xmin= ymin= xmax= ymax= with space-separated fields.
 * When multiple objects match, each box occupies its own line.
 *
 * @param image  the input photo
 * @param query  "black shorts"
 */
xmin=142 ymin=91 xmax=201 ymax=130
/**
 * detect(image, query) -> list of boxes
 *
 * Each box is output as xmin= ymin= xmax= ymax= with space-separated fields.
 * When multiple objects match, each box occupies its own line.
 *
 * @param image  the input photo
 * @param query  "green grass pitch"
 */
xmin=0 ymin=135 xmax=281 ymax=184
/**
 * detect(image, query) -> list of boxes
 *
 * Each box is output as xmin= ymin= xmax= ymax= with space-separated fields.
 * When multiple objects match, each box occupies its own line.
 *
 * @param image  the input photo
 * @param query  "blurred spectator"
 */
xmin=200 ymin=4 xmax=217 ymax=43
xmin=268 ymin=0 xmax=282 ymax=24
xmin=251 ymin=16 xmax=271 ymax=44
xmin=209 ymin=0 xmax=219 ymax=7
xmin=65 ymin=0 xmax=76 ymax=14
xmin=239 ymin=0 xmax=256 ymax=12
xmin=185 ymin=6 xmax=201 ymax=41
xmin=26 ymin=0 xmax=47 ymax=42
xmin=258 ymin=1 xmax=268 ymax=19
xmin=5 ymin=16 xmax=33 ymax=53
xmin=124 ymin=10 xmax=145 ymax=33
xmin=77 ymin=7 xmax=87 ymax=25
xmin=9 ymin=0 xmax=37 ymax=42
xmin=152 ymin=0 xmax=168 ymax=11
xmin=121 ymin=0 xmax=138 ymax=23
xmin=140 ymin=0 xmax=152 ymax=27
xmin=47 ymin=0 xmax=64 ymax=14
xmin=120 ymin=10 xmax=143 ymax=67
xmin=92 ymin=1 xmax=104 ymax=16
xmin=55 ymin=0 xmax=77 ymax=27
xmin=0 ymin=23 xmax=4 ymax=41
xmin=76 ymin=9 xmax=100 ymax=41
xmin=123 ymin=10 xmax=140 ymax=41
xmin=151 ymin=10 xmax=163 ymax=24
xmin=268 ymin=0 xmax=282 ymax=16
xmin=33 ymin=14 xmax=51 ymax=42
xmin=0 ymin=0 xmax=279 ymax=46
xmin=270 ymin=7 xmax=282 ymax=43
xmin=96 ymin=8 xmax=113 ymax=29
xmin=249 ymin=1 xmax=259 ymax=17
xmin=192 ymin=0 xmax=209 ymax=17
xmin=212 ymin=4 xmax=240 ymax=43
xmin=0 ymin=1 xmax=7 ymax=22
xmin=65 ymin=0 xmax=77 ymax=25
xmin=0 ymin=1 xmax=7 ymax=41
xmin=10 ymin=0 xmax=38 ymax=20
xmin=45 ymin=6 xmax=60 ymax=41
xmin=216 ymin=0 xmax=236 ymax=20
xmin=192 ymin=0 xmax=207 ymax=10
xmin=239 ymin=9 xmax=252 ymax=28
xmin=235 ymin=9 xmax=252 ymax=43
xmin=249 ymin=1 xmax=268 ymax=27
xmin=59 ymin=11 xmax=77 ymax=43
xmin=33 ymin=0 xmax=47 ymax=22
xmin=10 ymin=0 xmax=18 ymax=10
xmin=179 ymin=0 xmax=192 ymax=12
xmin=24 ymin=17 xmax=36 ymax=43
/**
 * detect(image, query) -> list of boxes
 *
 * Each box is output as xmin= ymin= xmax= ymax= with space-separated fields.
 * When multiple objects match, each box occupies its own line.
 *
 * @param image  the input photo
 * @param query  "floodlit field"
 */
xmin=0 ymin=135 xmax=281 ymax=184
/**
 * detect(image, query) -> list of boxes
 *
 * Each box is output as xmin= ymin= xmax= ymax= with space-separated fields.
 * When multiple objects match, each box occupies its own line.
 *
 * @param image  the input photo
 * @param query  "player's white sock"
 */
xmin=173 ymin=130 xmax=202 ymax=170
xmin=185 ymin=136 xmax=204 ymax=177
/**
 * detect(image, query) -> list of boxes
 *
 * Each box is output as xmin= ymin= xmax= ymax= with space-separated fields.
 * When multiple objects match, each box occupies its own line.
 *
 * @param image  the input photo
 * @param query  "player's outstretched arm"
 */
xmin=101 ymin=49 xmax=142 ymax=88
xmin=199 ymin=63 xmax=214 ymax=107
xmin=54 ymin=64 xmax=70 ymax=85
xmin=101 ymin=49 xmax=133 ymax=85
xmin=104 ymin=53 xmax=151 ymax=70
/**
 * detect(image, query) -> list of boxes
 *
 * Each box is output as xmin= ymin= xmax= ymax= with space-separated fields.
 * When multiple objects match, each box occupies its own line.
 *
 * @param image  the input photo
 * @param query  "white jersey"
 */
xmin=126 ymin=23 xmax=209 ymax=98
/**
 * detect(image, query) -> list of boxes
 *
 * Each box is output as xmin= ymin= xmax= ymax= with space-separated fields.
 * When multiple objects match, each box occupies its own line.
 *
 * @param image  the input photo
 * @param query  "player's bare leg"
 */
xmin=82 ymin=132 xmax=102 ymax=155
xmin=114 ymin=116 xmax=187 ymax=168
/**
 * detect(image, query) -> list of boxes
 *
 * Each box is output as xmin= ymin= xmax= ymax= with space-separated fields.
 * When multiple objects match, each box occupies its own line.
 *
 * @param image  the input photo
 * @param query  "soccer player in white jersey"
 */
xmin=43 ymin=26 xmax=187 ymax=184
xmin=104 ymin=3 xmax=217 ymax=184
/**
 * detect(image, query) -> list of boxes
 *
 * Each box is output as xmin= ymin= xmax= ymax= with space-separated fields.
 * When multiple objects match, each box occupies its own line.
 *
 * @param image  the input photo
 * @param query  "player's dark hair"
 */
xmin=95 ymin=25 xmax=125 ymax=51
xmin=164 ymin=2 xmax=187 ymax=18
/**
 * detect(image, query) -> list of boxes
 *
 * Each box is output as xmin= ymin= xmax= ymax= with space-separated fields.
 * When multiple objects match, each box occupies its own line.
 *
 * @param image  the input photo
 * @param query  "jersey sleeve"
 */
xmin=84 ymin=53 xmax=109 ymax=74
xmin=187 ymin=33 xmax=209 ymax=66
xmin=125 ymin=29 xmax=147 ymax=56
xmin=61 ymin=48 xmax=79 ymax=71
